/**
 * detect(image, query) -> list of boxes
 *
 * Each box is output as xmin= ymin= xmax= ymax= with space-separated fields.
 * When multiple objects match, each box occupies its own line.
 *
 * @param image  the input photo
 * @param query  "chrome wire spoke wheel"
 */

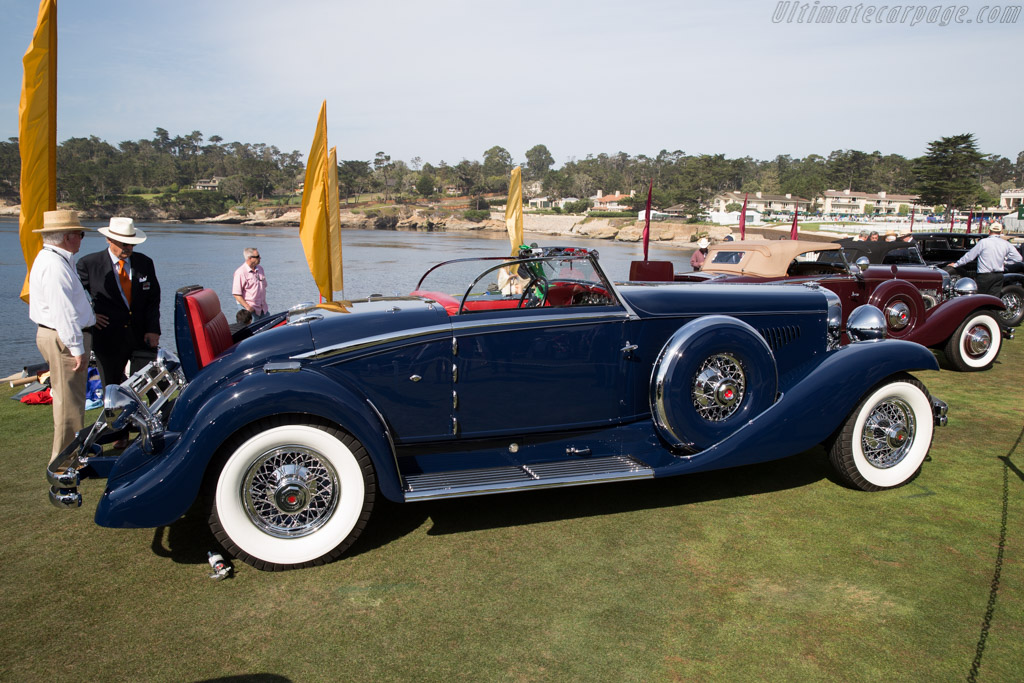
xmin=691 ymin=353 xmax=745 ymax=422
xmin=829 ymin=376 xmax=934 ymax=491
xmin=210 ymin=423 xmax=374 ymax=570
xmin=860 ymin=398 xmax=915 ymax=469
xmin=242 ymin=446 xmax=340 ymax=538
xmin=999 ymin=289 xmax=1022 ymax=323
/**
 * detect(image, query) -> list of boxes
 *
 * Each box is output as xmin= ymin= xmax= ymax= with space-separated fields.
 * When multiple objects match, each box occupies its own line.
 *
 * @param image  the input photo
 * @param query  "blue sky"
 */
xmin=2 ymin=0 xmax=1021 ymax=167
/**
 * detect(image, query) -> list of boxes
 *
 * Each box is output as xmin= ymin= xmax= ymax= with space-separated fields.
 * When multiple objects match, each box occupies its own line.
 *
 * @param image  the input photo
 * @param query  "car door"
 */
xmin=451 ymin=305 xmax=632 ymax=439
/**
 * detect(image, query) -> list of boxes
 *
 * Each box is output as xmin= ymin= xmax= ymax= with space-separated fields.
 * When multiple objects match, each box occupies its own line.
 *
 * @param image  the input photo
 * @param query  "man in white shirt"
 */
xmin=28 ymin=210 xmax=97 ymax=463
xmin=949 ymin=222 xmax=1023 ymax=296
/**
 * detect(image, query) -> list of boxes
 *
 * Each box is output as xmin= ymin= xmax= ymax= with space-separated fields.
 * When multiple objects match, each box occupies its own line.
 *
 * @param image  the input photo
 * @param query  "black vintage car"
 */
xmin=910 ymin=232 xmax=1024 ymax=327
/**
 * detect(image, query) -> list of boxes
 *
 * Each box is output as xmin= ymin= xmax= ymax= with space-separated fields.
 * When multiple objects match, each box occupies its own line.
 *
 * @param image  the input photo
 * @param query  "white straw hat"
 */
xmin=98 ymin=216 xmax=147 ymax=244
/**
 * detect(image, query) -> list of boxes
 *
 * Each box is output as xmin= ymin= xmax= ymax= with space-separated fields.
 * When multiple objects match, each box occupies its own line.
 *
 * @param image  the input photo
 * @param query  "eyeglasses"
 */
xmin=249 ymin=255 xmax=261 ymax=260
xmin=70 ymin=231 xmax=85 ymax=238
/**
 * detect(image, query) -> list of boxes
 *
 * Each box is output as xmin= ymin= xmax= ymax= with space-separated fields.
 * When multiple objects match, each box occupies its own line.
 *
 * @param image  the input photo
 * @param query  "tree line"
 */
xmin=0 ymin=129 xmax=1020 ymax=220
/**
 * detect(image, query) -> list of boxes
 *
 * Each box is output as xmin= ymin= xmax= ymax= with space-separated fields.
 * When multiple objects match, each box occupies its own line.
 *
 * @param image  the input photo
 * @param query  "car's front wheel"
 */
xmin=828 ymin=375 xmax=934 ymax=491
xmin=943 ymin=310 xmax=1002 ymax=371
xmin=998 ymin=284 xmax=1024 ymax=327
xmin=209 ymin=421 xmax=375 ymax=571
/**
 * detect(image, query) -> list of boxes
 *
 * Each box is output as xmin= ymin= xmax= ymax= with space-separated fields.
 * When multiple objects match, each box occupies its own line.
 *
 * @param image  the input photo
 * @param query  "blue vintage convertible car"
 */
xmin=48 ymin=246 xmax=948 ymax=571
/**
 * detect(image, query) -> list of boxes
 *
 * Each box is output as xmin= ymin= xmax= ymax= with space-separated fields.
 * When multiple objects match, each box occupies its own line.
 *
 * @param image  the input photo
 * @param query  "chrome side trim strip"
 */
xmin=294 ymin=323 xmax=453 ymax=360
xmin=450 ymin=311 xmax=630 ymax=334
xmin=364 ymin=398 xmax=402 ymax=489
xmin=296 ymin=312 xmax=630 ymax=361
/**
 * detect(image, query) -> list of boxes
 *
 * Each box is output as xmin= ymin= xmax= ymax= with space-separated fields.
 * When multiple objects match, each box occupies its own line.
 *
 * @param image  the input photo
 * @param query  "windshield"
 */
xmin=413 ymin=248 xmax=617 ymax=314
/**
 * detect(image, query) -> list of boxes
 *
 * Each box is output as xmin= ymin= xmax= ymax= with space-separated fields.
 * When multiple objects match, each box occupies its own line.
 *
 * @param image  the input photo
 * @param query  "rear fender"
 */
xmin=654 ymin=339 xmax=940 ymax=477
xmin=95 ymin=368 xmax=400 ymax=529
xmin=910 ymin=294 xmax=1004 ymax=347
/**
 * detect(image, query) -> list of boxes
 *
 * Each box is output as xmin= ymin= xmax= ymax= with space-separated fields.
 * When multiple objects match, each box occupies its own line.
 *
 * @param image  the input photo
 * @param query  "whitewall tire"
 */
xmin=829 ymin=376 xmax=934 ymax=491
xmin=209 ymin=422 xmax=375 ymax=571
xmin=944 ymin=311 xmax=1002 ymax=372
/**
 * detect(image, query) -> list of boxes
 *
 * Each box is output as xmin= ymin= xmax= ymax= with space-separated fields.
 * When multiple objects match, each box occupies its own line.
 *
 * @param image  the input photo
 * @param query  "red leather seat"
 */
xmin=183 ymin=288 xmax=233 ymax=368
xmin=629 ymin=260 xmax=675 ymax=282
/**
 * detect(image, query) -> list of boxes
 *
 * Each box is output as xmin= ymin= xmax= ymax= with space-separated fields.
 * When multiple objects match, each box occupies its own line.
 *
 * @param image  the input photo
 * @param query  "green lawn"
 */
xmin=0 ymin=340 xmax=1021 ymax=681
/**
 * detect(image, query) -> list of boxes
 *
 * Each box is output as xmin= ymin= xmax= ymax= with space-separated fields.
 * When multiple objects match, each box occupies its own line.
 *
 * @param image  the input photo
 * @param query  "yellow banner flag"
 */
xmin=17 ymin=0 xmax=58 ymax=303
xmin=299 ymin=101 xmax=331 ymax=302
xmin=326 ymin=146 xmax=343 ymax=296
xmin=505 ymin=166 xmax=523 ymax=256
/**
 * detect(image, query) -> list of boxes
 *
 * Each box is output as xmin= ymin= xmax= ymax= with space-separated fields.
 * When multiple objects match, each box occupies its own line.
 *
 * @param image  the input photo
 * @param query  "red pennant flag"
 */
xmin=642 ymin=178 xmax=653 ymax=261
xmin=739 ymin=193 xmax=748 ymax=241
xmin=790 ymin=206 xmax=799 ymax=240
xmin=965 ymin=210 xmax=973 ymax=234
xmin=949 ymin=209 xmax=955 ymax=232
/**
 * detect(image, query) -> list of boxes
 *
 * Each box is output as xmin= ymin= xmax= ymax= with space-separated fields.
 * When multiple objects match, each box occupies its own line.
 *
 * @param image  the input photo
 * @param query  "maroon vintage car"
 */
xmin=644 ymin=239 xmax=1010 ymax=371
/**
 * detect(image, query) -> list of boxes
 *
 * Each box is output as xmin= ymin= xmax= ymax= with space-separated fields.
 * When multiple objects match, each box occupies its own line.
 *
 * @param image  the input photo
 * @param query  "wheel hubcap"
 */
xmin=692 ymin=354 xmax=745 ymax=421
xmin=242 ymin=446 xmax=340 ymax=538
xmin=862 ymin=398 xmax=916 ymax=468
xmin=885 ymin=301 xmax=911 ymax=330
xmin=964 ymin=325 xmax=992 ymax=357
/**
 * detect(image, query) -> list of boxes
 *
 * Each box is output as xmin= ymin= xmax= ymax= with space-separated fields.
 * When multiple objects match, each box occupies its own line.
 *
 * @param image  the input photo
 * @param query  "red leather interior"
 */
xmin=184 ymin=288 xmax=233 ymax=368
xmin=411 ymin=290 xmax=526 ymax=315
xmin=629 ymin=260 xmax=675 ymax=281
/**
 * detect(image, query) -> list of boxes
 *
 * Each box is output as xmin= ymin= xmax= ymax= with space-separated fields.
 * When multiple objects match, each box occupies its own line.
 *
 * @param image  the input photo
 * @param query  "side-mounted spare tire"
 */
xmin=868 ymin=278 xmax=926 ymax=340
xmin=650 ymin=316 xmax=778 ymax=453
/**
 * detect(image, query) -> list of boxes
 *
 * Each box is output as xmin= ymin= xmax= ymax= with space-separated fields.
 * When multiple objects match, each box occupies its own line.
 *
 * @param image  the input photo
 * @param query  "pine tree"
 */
xmin=914 ymin=134 xmax=985 ymax=212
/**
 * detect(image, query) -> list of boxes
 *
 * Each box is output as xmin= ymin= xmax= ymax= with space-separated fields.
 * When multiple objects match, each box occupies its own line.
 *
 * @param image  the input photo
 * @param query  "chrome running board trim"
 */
xmin=403 ymin=455 xmax=653 ymax=501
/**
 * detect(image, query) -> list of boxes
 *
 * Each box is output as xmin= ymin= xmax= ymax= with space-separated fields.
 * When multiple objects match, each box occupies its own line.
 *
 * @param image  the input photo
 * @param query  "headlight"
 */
xmin=846 ymin=305 xmax=886 ymax=342
xmin=954 ymin=278 xmax=978 ymax=296
xmin=821 ymin=288 xmax=843 ymax=350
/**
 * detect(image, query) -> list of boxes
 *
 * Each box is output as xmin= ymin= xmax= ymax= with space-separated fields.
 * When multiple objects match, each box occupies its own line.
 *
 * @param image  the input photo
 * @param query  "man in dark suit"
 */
xmin=77 ymin=216 xmax=161 ymax=394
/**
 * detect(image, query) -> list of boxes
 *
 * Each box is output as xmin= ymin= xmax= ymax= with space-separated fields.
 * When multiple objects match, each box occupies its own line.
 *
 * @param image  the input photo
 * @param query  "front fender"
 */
xmin=908 ymin=294 xmax=1004 ymax=347
xmin=95 ymin=367 xmax=400 ymax=529
xmin=654 ymin=339 xmax=940 ymax=477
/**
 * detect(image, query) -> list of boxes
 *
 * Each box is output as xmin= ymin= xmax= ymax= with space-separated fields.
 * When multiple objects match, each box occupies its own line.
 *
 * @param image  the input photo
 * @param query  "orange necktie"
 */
xmin=117 ymin=259 xmax=132 ymax=306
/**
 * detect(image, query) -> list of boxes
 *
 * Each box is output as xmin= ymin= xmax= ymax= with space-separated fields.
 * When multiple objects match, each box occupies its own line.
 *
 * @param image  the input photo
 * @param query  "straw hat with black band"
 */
xmin=32 ymin=209 xmax=90 ymax=233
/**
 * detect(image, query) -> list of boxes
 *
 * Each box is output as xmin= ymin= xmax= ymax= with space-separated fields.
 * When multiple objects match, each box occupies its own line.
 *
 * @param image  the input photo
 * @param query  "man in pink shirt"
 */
xmin=232 ymin=247 xmax=268 ymax=319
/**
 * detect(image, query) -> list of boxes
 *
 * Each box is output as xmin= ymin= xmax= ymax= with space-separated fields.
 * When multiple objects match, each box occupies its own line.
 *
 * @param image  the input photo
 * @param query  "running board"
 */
xmin=403 ymin=455 xmax=654 ymax=501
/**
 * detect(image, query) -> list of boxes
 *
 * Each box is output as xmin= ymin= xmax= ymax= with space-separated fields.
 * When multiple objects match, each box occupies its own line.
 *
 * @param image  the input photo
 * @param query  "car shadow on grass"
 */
xmin=150 ymin=446 xmax=844 ymax=565
xmin=356 ymin=446 xmax=839 ymax=551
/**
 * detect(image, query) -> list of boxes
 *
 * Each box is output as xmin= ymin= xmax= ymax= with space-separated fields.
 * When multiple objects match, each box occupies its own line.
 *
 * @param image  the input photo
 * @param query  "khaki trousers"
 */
xmin=35 ymin=326 xmax=93 ymax=464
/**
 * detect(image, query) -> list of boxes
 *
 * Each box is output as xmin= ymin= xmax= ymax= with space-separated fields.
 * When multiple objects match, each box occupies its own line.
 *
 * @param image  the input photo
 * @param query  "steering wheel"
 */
xmin=518 ymin=277 xmax=548 ymax=308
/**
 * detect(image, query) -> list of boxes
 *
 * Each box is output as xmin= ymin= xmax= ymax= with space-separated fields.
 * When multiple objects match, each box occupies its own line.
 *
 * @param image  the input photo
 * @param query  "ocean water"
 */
xmin=0 ymin=218 xmax=691 ymax=373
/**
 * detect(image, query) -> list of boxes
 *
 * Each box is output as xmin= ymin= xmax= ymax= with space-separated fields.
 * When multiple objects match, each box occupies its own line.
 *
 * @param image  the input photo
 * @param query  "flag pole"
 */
xmin=739 ymin=193 xmax=748 ymax=241
xmin=642 ymin=179 xmax=653 ymax=261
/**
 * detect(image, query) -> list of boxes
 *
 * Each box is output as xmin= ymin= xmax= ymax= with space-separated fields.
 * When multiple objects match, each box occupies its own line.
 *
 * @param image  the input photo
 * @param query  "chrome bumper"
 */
xmin=47 ymin=349 xmax=186 ymax=509
xmin=1004 ymin=326 xmax=1015 ymax=340
xmin=932 ymin=396 xmax=948 ymax=428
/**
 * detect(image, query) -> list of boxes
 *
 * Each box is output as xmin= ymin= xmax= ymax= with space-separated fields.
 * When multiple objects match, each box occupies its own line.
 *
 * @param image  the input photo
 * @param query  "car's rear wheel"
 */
xmin=209 ymin=421 xmax=375 ymax=571
xmin=998 ymin=284 xmax=1024 ymax=327
xmin=943 ymin=311 xmax=1002 ymax=371
xmin=828 ymin=375 xmax=933 ymax=491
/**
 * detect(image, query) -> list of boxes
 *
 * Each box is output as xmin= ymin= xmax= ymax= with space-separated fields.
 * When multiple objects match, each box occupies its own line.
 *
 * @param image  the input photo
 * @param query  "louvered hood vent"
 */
xmin=759 ymin=325 xmax=801 ymax=350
